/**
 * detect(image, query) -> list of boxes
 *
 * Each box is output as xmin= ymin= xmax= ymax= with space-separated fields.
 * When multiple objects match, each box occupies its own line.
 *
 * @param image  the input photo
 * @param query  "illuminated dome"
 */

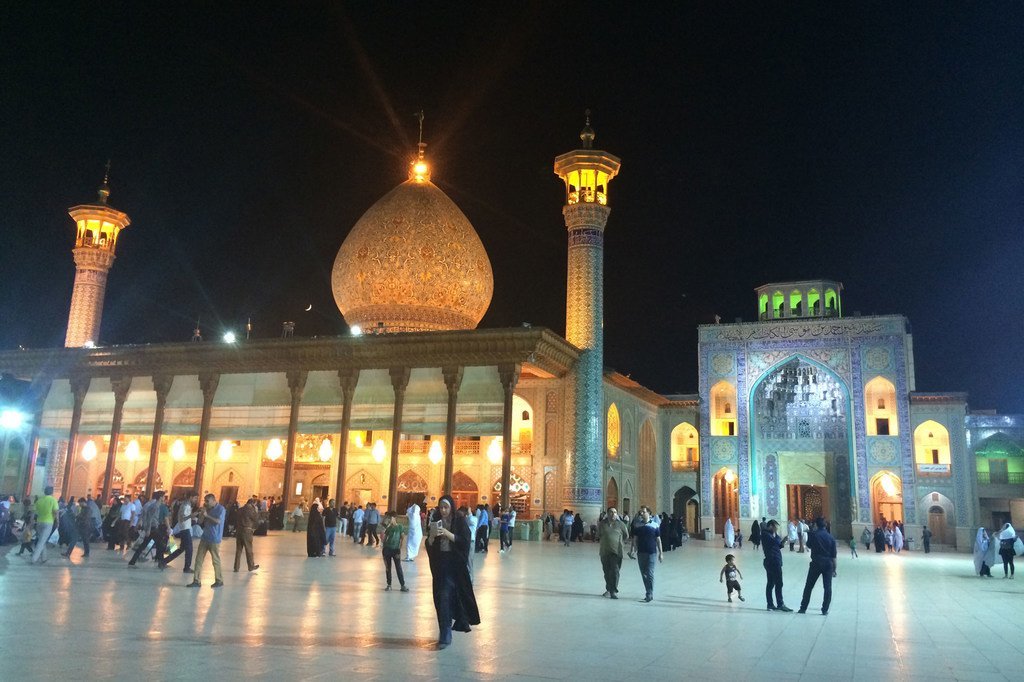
xmin=331 ymin=156 xmax=493 ymax=332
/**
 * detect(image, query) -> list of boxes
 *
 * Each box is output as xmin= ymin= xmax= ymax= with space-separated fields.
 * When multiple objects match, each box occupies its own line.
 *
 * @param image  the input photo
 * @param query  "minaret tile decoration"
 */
xmin=553 ymin=111 xmax=621 ymax=516
xmin=64 ymin=163 xmax=131 ymax=347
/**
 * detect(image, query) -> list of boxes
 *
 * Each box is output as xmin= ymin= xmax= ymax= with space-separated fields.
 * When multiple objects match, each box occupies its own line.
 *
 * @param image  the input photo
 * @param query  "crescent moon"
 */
xmin=305 ymin=304 xmax=312 ymax=312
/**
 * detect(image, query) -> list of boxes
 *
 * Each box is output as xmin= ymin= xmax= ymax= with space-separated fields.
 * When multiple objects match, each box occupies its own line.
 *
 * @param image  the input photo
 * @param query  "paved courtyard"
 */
xmin=1 ymin=531 xmax=1022 ymax=681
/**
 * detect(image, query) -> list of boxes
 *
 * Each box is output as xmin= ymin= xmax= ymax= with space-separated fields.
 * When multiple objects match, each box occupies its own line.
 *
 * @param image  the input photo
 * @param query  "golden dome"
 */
xmin=331 ymin=172 xmax=494 ymax=332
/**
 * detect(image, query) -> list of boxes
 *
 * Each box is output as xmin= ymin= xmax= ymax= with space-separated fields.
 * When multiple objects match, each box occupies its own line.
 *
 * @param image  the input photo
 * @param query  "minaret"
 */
xmin=554 ymin=111 xmax=621 ymax=517
xmin=64 ymin=163 xmax=131 ymax=347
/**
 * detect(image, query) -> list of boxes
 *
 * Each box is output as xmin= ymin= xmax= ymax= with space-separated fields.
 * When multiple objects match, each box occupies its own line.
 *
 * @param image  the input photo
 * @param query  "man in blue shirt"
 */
xmin=189 ymin=493 xmax=225 ymax=589
xmin=761 ymin=519 xmax=793 ymax=612
xmin=628 ymin=507 xmax=663 ymax=602
xmin=798 ymin=517 xmax=838 ymax=615
xmin=476 ymin=505 xmax=489 ymax=553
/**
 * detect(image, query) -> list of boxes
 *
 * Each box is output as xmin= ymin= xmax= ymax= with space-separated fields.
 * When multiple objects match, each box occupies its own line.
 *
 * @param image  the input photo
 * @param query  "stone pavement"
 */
xmin=1 ymin=532 xmax=1021 ymax=681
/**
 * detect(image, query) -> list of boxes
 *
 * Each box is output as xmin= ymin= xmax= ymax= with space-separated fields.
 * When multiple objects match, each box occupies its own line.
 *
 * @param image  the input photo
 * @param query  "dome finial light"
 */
xmin=410 ymin=109 xmax=430 ymax=182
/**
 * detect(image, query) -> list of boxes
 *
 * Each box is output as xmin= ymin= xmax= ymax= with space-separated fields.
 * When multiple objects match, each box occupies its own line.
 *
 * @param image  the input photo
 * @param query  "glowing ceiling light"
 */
xmin=372 ymin=438 xmax=386 ymax=463
xmin=318 ymin=438 xmax=333 ymax=462
xmin=82 ymin=340 xmax=96 ymax=349
xmin=81 ymin=439 xmax=97 ymax=462
xmin=266 ymin=438 xmax=283 ymax=462
xmin=170 ymin=439 xmax=186 ymax=461
xmin=354 ymin=433 xmax=364 ymax=449
xmin=880 ymin=473 xmax=899 ymax=497
xmin=724 ymin=469 xmax=736 ymax=484
xmin=487 ymin=437 xmax=502 ymax=464
xmin=428 ymin=440 xmax=443 ymax=465
xmin=125 ymin=439 xmax=140 ymax=461
xmin=218 ymin=440 xmax=233 ymax=461
xmin=0 ymin=409 xmax=25 ymax=430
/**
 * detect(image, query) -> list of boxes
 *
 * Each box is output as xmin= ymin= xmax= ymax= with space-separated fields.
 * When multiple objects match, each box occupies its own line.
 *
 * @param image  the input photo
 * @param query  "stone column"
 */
xmin=101 ymin=375 xmax=132 ymax=499
xmin=194 ymin=373 xmax=220 ymax=495
xmin=499 ymin=364 xmax=521 ymax=509
xmin=335 ymin=368 xmax=360 ymax=505
xmin=441 ymin=366 xmax=463 ymax=496
xmin=283 ymin=370 xmax=308 ymax=506
xmin=387 ymin=367 xmax=411 ymax=511
xmin=144 ymin=375 xmax=173 ymax=494
xmin=22 ymin=380 xmax=52 ymax=499
xmin=60 ymin=374 xmax=91 ymax=498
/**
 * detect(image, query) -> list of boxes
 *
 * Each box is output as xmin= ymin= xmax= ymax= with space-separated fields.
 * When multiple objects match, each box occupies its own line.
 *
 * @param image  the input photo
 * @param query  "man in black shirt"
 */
xmin=798 ymin=517 xmax=838 ymax=615
xmin=324 ymin=499 xmax=340 ymax=557
xmin=627 ymin=507 xmax=663 ymax=603
xmin=761 ymin=519 xmax=792 ymax=612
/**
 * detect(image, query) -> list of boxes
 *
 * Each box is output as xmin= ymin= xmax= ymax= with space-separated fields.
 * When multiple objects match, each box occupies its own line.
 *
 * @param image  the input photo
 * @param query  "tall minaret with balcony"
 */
xmin=64 ymin=165 xmax=131 ymax=347
xmin=554 ymin=112 xmax=621 ymax=515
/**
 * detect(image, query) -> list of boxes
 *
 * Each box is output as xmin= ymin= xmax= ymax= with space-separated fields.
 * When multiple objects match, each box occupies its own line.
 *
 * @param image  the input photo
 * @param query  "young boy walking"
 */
xmin=381 ymin=512 xmax=409 ymax=592
xmin=849 ymin=536 xmax=858 ymax=558
xmin=719 ymin=554 xmax=745 ymax=603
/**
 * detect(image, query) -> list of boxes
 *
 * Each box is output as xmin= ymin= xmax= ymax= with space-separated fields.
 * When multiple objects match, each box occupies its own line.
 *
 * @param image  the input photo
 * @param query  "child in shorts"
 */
xmin=719 ymin=553 xmax=745 ymax=603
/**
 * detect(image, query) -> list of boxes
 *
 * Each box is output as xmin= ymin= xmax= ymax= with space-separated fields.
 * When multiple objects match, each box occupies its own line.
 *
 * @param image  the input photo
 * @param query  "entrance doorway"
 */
xmin=606 ymin=477 xmax=619 ymax=511
xmin=713 ymin=469 xmax=738 ymax=535
xmin=673 ymin=486 xmax=699 ymax=534
xmin=219 ymin=485 xmax=239 ymax=507
xmin=928 ymin=505 xmax=947 ymax=544
xmin=787 ymin=484 xmax=829 ymax=521
xmin=451 ymin=471 xmax=479 ymax=511
xmin=871 ymin=472 xmax=903 ymax=524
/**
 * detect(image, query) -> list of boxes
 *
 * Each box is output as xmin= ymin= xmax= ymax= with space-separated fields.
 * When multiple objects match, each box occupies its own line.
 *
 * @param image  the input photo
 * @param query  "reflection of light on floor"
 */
xmin=54 ymin=569 xmax=72 ymax=627
xmin=148 ymin=584 xmax=171 ymax=636
xmin=884 ymin=553 xmax=908 ymax=646
xmin=302 ymin=583 xmax=322 ymax=647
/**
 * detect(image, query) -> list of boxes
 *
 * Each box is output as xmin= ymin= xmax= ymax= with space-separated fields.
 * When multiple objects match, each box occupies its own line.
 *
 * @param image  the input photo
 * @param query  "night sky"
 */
xmin=2 ymin=4 xmax=1021 ymax=411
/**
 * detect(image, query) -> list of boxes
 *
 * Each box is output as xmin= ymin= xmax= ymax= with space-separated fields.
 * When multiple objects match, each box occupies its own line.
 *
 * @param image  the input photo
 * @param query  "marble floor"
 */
xmin=0 ymin=531 xmax=1021 ymax=681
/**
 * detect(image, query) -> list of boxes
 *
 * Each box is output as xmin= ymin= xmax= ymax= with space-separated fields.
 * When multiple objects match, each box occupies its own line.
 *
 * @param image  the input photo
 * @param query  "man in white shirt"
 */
xmin=507 ymin=508 xmax=517 ymax=548
xmin=351 ymin=505 xmax=365 ymax=543
xmin=116 ymin=496 xmax=134 ymax=550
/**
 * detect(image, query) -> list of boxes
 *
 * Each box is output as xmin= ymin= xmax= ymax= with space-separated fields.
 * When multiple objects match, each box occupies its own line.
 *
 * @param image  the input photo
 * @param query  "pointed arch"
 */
xmin=638 ymin=419 xmax=657 ymax=506
xmin=710 ymin=381 xmax=737 ymax=436
xmin=606 ymin=476 xmax=619 ymax=510
xmin=870 ymin=470 xmax=903 ymax=524
xmin=173 ymin=467 xmax=196 ymax=486
xmin=865 ymin=376 xmax=898 ymax=435
xmin=914 ymin=420 xmax=951 ymax=475
xmin=606 ymin=403 xmax=621 ymax=458
xmin=397 ymin=469 xmax=429 ymax=491
xmin=451 ymin=470 xmax=478 ymax=492
xmin=670 ymin=422 xmax=699 ymax=469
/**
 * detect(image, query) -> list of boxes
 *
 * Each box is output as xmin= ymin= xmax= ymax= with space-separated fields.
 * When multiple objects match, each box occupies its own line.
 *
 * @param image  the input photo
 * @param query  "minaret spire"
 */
xmin=580 ymin=108 xmax=595 ymax=149
xmin=98 ymin=159 xmax=112 ymax=204
xmin=410 ymin=109 xmax=430 ymax=182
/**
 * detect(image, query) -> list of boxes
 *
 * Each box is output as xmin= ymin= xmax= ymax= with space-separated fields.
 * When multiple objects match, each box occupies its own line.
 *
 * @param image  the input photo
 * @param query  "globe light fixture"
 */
xmin=125 ymin=439 xmax=140 ymax=461
xmin=724 ymin=469 xmax=736 ymax=484
xmin=354 ymin=433 xmax=364 ymax=449
xmin=266 ymin=438 xmax=283 ymax=462
xmin=350 ymin=324 xmax=362 ymax=336
xmin=170 ymin=438 xmax=186 ymax=461
xmin=428 ymin=440 xmax=443 ymax=464
xmin=487 ymin=437 xmax=502 ymax=464
xmin=881 ymin=473 xmax=899 ymax=496
xmin=81 ymin=439 xmax=97 ymax=462
xmin=372 ymin=438 xmax=386 ymax=463
xmin=318 ymin=438 xmax=333 ymax=462
xmin=223 ymin=331 xmax=237 ymax=343
xmin=218 ymin=439 xmax=233 ymax=461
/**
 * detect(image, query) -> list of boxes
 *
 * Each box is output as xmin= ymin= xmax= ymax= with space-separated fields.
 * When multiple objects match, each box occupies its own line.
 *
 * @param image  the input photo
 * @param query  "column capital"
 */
xmin=498 ymin=363 xmax=521 ymax=392
xmin=390 ymin=366 xmax=411 ymax=394
xmin=442 ymin=365 xmax=464 ymax=394
xmin=287 ymin=369 xmax=308 ymax=399
xmin=110 ymin=375 xmax=133 ymax=403
xmin=198 ymin=372 xmax=220 ymax=402
xmin=152 ymin=374 xmax=174 ymax=401
xmin=337 ymin=367 xmax=360 ymax=397
xmin=69 ymin=374 xmax=91 ymax=404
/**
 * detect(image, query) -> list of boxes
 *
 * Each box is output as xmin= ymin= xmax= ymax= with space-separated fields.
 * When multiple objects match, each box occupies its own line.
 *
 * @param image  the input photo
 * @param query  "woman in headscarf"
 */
xmin=873 ymin=526 xmax=886 ymax=553
xmin=860 ymin=527 xmax=872 ymax=551
xmin=306 ymin=499 xmax=327 ymax=558
xmin=405 ymin=499 xmax=423 ymax=561
xmin=974 ymin=527 xmax=991 ymax=577
xmin=997 ymin=523 xmax=1018 ymax=578
xmin=750 ymin=519 xmax=762 ymax=550
xmin=425 ymin=495 xmax=479 ymax=650
xmin=892 ymin=524 xmax=904 ymax=553
xmin=724 ymin=518 xmax=735 ymax=548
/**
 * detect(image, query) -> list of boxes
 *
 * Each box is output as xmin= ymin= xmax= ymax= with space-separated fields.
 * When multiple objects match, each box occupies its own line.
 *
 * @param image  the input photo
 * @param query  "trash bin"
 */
xmin=702 ymin=528 xmax=712 ymax=541
xmin=519 ymin=523 xmax=531 ymax=541
xmin=906 ymin=537 xmax=915 ymax=551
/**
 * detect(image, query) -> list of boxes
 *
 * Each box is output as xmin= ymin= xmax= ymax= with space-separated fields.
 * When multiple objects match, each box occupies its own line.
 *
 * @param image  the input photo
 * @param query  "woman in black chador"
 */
xmin=306 ymin=501 xmax=326 ymax=558
xmin=425 ymin=495 xmax=480 ymax=649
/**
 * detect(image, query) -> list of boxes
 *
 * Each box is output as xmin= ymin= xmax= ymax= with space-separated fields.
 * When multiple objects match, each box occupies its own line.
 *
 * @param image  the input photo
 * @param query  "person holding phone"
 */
xmin=424 ymin=495 xmax=479 ymax=649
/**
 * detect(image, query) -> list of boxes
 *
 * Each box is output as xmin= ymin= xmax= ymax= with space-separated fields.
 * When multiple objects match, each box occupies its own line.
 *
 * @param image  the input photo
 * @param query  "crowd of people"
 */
xmin=5 ymin=487 xmax=1024 ymax=650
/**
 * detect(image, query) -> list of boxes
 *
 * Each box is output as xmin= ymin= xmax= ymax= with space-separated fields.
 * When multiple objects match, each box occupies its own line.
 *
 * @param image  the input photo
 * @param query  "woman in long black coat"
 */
xmin=750 ymin=520 xmax=762 ymax=549
xmin=873 ymin=526 xmax=886 ymax=553
xmin=306 ymin=502 xmax=327 ymax=557
xmin=425 ymin=495 xmax=480 ymax=649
